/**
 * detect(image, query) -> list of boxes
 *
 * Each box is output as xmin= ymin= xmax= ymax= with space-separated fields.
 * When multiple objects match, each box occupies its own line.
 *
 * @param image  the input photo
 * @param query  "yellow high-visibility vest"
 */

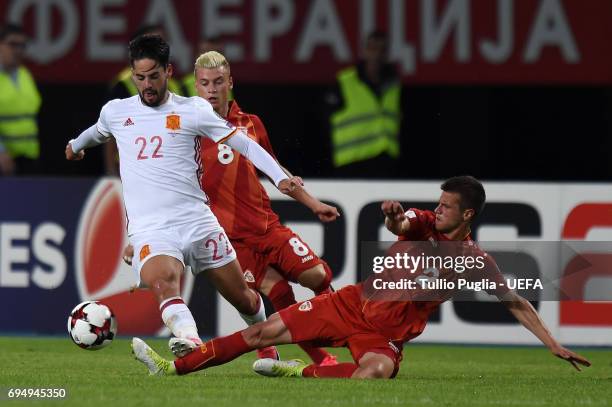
xmin=0 ymin=66 xmax=41 ymax=159
xmin=182 ymin=73 xmax=196 ymax=97
xmin=331 ymin=67 xmax=401 ymax=167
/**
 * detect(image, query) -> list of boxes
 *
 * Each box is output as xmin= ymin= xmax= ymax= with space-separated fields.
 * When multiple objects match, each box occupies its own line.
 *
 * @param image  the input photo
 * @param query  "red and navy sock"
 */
xmin=174 ymin=332 xmax=252 ymax=375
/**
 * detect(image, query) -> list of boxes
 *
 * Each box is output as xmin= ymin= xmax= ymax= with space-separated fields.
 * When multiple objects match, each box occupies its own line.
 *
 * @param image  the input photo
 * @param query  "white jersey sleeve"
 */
xmin=224 ymin=131 xmax=288 ymax=187
xmin=96 ymin=99 xmax=116 ymax=137
xmin=69 ymin=124 xmax=109 ymax=153
xmin=192 ymin=97 xmax=236 ymax=143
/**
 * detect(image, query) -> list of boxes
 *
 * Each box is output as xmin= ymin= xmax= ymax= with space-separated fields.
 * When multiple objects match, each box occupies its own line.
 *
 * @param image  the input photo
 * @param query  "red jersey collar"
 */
xmin=227 ymin=100 xmax=242 ymax=121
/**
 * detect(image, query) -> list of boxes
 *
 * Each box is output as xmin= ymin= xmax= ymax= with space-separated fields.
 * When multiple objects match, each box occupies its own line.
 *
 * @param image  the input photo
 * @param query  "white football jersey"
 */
xmin=96 ymin=93 xmax=236 ymax=236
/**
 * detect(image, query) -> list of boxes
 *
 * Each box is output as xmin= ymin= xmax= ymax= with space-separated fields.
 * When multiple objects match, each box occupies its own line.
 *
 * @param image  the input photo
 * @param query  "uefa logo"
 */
xmin=74 ymin=178 xmax=194 ymax=335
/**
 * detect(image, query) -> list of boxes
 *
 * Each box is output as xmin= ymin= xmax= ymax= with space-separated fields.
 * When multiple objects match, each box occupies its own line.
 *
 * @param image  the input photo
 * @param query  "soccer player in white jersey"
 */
xmin=65 ymin=35 xmax=299 ymax=359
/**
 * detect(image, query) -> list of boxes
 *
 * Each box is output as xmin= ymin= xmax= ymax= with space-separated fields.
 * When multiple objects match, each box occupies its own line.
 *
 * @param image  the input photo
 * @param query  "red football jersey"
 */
xmin=355 ymin=208 xmax=509 ymax=343
xmin=201 ymin=101 xmax=280 ymax=239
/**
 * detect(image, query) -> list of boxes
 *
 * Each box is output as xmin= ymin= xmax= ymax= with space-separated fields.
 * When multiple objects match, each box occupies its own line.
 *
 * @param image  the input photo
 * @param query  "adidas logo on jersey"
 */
xmin=123 ymin=117 xmax=135 ymax=126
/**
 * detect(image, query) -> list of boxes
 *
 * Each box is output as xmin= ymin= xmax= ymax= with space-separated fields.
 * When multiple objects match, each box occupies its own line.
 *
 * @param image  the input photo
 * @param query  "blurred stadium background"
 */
xmin=1 ymin=0 xmax=611 ymax=350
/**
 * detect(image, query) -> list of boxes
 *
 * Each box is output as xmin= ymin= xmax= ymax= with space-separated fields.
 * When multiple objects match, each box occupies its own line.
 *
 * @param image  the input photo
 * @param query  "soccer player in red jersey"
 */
xmin=193 ymin=51 xmax=339 ymax=364
xmin=132 ymin=175 xmax=591 ymax=378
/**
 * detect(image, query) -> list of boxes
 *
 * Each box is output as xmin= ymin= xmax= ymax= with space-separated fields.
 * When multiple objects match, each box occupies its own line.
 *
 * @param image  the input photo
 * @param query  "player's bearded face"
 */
xmin=132 ymin=58 xmax=172 ymax=107
xmin=434 ymin=191 xmax=464 ymax=233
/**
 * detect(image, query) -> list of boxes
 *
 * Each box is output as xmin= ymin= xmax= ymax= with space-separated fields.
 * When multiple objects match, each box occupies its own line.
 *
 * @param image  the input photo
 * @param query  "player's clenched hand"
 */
xmin=313 ymin=202 xmax=340 ymax=223
xmin=123 ymin=244 xmax=134 ymax=266
xmin=381 ymin=200 xmax=405 ymax=222
xmin=65 ymin=142 xmax=85 ymax=160
xmin=278 ymin=176 xmax=302 ymax=194
xmin=551 ymin=345 xmax=591 ymax=371
xmin=292 ymin=176 xmax=305 ymax=187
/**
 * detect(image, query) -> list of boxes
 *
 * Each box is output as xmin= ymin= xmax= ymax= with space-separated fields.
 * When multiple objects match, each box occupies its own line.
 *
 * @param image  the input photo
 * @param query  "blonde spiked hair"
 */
xmin=194 ymin=51 xmax=230 ymax=72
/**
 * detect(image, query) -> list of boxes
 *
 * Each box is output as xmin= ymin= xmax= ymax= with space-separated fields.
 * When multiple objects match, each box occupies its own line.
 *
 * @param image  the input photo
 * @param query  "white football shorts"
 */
xmin=130 ymin=221 xmax=237 ymax=284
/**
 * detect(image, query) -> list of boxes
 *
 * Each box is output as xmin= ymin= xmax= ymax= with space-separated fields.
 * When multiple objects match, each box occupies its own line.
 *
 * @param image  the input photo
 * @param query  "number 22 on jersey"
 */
xmin=135 ymin=136 xmax=164 ymax=160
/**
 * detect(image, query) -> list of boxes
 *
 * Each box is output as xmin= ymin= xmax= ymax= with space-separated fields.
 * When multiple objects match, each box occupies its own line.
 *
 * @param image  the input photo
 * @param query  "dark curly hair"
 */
xmin=128 ymin=34 xmax=170 ymax=68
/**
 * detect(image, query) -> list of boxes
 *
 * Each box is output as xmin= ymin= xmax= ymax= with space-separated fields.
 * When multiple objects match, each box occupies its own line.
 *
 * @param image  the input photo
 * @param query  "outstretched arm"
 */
xmin=224 ymin=130 xmax=300 ymax=195
xmin=278 ymin=165 xmax=339 ymax=222
xmin=288 ymin=185 xmax=340 ymax=223
xmin=500 ymin=291 xmax=591 ymax=371
xmin=66 ymin=124 xmax=111 ymax=160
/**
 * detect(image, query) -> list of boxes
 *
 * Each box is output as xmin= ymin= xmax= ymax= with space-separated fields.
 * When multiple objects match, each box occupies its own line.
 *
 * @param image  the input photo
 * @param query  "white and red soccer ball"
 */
xmin=67 ymin=301 xmax=117 ymax=350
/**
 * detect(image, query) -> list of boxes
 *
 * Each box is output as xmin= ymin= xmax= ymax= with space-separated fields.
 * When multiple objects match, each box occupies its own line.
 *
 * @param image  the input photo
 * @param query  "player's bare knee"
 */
xmin=359 ymin=363 xmax=393 ymax=379
xmin=297 ymin=265 xmax=327 ymax=290
xmin=358 ymin=353 xmax=395 ymax=379
xmin=141 ymin=263 xmax=182 ymax=299
xmin=149 ymin=277 xmax=180 ymax=300
xmin=152 ymin=268 xmax=180 ymax=287
xmin=142 ymin=257 xmax=181 ymax=282
xmin=372 ymin=363 xmax=393 ymax=379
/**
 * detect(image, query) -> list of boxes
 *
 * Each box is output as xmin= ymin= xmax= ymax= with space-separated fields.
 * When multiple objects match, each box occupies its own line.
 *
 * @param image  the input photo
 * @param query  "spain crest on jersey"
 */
xmin=166 ymin=114 xmax=181 ymax=130
xmin=139 ymin=244 xmax=151 ymax=261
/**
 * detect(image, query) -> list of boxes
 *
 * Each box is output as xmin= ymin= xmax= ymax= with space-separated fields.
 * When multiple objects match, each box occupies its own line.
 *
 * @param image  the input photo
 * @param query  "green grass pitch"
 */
xmin=0 ymin=336 xmax=609 ymax=407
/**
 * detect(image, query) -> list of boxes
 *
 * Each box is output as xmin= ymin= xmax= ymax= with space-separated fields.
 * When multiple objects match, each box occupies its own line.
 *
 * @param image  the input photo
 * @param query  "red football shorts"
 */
xmin=278 ymin=286 xmax=403 ymax=377
xmin=233 ymin=223 xmax=326 ymax=289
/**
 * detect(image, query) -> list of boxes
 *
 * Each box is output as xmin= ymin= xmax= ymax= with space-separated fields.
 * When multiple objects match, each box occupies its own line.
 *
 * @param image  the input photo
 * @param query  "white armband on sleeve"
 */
xmin=69 ymin=124 xmax=110 ymax=153
xmin=224 ymin=130 xmax=288 ymax=187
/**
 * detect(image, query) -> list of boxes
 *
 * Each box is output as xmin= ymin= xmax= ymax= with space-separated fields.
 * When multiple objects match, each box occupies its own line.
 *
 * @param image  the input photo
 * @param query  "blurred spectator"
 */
xmin=326 ymin=30 xmax=401 ymax=178
xmin=104 ymin=25 xmax=184 ymax=175
xmin=182 ymin=37 xmax=229 ymax=98
xmin=0 ymin=23 xmax=41 ymax=176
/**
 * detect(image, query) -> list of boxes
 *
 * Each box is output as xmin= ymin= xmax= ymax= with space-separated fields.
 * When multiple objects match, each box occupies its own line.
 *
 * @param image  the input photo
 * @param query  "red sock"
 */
xmin=302 ymin=363 xmax=358 ymax=378
xmin=174 ymin=331 xmax=252 ymax=375
xmin=267 ymin=280 xmax=296 ymax=311
xmin=268 ymin=281 xmax=331 ymax=364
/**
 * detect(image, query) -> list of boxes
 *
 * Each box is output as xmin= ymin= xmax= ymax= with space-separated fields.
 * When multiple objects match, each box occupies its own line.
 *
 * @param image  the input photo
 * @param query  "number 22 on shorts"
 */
xmin=205 ymin=233 xmax=233 ymax=260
